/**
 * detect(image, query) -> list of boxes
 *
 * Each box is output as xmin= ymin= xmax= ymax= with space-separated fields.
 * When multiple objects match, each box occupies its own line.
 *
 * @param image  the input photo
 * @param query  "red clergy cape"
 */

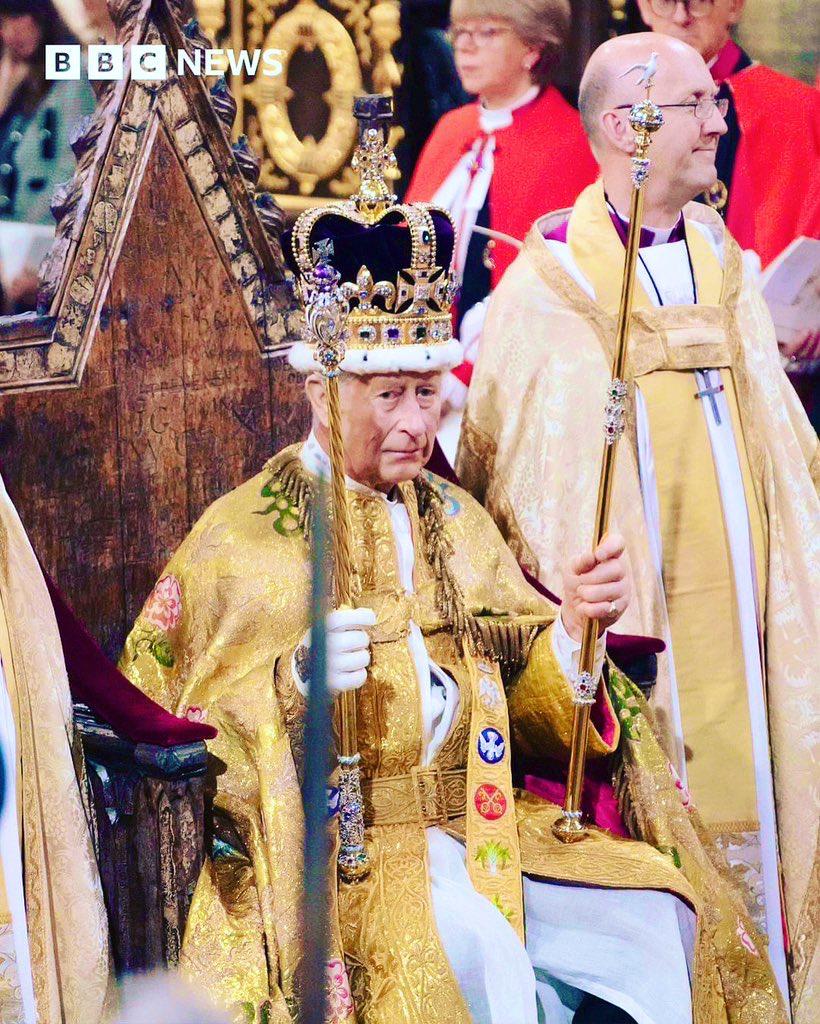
xmin=406 ymin=86 xmax=599 ymax=286
xmin=720 ymin=52 xmax=820 ymax=266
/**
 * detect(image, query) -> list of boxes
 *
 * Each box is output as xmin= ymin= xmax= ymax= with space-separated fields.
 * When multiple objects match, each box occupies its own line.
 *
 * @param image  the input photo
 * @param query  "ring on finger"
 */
xmin=608 ymin=600 xmax=618 ymax=618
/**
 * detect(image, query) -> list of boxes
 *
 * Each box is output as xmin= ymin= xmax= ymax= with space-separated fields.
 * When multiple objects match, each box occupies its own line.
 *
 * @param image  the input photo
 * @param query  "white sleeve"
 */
xmin=459 ymin=296 xmax=491 ymax=364
xmin=551 ymin=614 xmax=607 ymax=684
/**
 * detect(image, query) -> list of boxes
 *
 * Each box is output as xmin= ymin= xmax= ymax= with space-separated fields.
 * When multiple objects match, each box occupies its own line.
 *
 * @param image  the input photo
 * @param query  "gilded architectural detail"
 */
xmin=247 ymin=1 xmax=363 ymax=196
xmin=197 ymin=0 xmax=403 ymax=208
xmin=196 ymin=0 xmax=228 ymax=39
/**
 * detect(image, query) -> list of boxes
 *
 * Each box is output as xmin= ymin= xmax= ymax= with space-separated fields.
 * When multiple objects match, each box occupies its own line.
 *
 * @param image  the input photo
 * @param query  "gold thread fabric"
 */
xmin=0 ymin=486 xmax=114 ymax=1024
xmin=121 ymin=448 xmax=786 ymax=1023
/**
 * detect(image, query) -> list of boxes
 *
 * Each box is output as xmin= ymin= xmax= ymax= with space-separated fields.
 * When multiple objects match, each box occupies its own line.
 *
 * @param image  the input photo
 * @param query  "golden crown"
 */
xmin=288 ymin=95 xmax=461 ymax=375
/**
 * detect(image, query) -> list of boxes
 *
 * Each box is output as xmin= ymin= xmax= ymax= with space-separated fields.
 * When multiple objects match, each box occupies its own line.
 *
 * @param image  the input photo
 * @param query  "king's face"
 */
xmin=339 ymin=371 xmax=443 ymax=492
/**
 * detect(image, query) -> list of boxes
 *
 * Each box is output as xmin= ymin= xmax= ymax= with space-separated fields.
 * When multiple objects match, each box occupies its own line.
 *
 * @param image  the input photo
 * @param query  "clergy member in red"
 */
xmin=405 ymin=0 xmax=598 ymax=455
xmin=636 ymin=0 xmax=820 ymax=268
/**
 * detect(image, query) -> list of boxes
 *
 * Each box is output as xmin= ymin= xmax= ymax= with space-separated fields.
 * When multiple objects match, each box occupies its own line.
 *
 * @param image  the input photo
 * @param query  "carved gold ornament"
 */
xmin=195 ymin=0 xmax=403 ymax=208
xmin=194 ymin=0 xmax=227 ymax=39
xmin=245 ymin=0 xmax=362 ymax=197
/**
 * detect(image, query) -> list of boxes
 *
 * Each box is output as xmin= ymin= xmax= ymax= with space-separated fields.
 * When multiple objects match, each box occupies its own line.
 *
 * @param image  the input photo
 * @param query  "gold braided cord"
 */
xmin=413 ymin=475 xmax=487 ymax=657
xmin=323 ymin=377 xmax=360 ymax=761
xmin=262 ymin=454 xmax=493 ymax=661
xmin=325 ymin=377 xmax=354 ymax=607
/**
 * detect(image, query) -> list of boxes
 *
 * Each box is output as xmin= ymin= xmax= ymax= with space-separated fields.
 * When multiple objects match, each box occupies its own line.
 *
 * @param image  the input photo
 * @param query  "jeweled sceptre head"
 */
xmin=618 ymin=52 xmax=664 ymax=188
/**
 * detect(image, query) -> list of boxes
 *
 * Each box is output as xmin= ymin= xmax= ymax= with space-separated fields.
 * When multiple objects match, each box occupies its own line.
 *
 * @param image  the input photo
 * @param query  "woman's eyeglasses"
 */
xmin=647 ymin=0 xmax=715 ymax=18
xmin=447 ymin=25 xmax=513 ymax=49
xmin=614 ymin=96 xmax=729 ymax=120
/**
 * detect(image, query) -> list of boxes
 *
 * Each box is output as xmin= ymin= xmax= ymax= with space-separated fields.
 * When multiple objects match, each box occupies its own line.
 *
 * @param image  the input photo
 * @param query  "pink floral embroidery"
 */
xmin=736 ymin=919 xmax=759 ymax=956
xmin=326 ymin=958 xmax=354 ymax=1021
xmin=143 ymin=575 xmax=183 ymax=632
xmin=667 ymin=761 xmax=692 ymax=810
xmin=185 ymin=706 xmax=206 ymax=723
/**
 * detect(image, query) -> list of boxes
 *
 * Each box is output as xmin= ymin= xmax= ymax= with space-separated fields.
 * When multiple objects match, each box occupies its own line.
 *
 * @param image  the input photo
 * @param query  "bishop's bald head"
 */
xmin=578 ymin=33 xmax=727 ymax=218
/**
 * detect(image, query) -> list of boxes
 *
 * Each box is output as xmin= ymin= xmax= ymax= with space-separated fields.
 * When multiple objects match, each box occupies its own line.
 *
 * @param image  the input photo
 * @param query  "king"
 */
xmin=121 ymin=96 xmax=784 ymax=1024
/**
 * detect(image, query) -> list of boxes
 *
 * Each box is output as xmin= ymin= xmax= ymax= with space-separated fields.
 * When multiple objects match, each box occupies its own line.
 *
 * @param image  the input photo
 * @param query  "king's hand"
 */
xmin=294 ymin=607 xmax=376 ymax=696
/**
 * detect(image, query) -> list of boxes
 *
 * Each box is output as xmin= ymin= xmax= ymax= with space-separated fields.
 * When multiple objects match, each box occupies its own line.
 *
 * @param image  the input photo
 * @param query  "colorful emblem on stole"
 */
xmin=474 ymin=783 xmax=507 ymax=820
xmin=464 ymin=650 xmax=524 ymax=937
xmin=478 ymin=727 xmax=506 ymax=764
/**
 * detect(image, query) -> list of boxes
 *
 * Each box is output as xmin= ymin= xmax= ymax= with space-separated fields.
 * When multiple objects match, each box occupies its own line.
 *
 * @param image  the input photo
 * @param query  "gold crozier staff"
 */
xmin=553 ymin=57 xmax=665 ymax=843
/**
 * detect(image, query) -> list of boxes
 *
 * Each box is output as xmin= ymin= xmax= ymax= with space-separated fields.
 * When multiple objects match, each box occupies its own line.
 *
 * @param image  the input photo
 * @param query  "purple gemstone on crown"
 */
xmin=387 ymin=326 xmax=400 ymax=340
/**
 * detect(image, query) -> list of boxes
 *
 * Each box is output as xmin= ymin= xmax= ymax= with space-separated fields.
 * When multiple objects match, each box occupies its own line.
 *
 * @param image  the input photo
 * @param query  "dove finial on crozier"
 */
xmin=619 ymin=51 xmax=659 ymax=90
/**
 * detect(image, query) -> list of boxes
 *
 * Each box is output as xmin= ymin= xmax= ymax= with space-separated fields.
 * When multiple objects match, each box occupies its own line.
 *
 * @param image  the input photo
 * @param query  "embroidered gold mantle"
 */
xmin=122 ymin=446 xmax=785 ymax=1023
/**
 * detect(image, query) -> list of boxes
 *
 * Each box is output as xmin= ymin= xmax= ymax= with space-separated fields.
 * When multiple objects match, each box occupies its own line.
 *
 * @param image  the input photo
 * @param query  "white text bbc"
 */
xmin=45 ymin=45 xmax=285 ymax=81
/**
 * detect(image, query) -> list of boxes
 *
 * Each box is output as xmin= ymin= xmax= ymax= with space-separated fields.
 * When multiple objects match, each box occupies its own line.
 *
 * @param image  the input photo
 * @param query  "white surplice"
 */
xmin=299 ymin=435 xmax=695 ymax=1024
xmin=433 ymin=86 xmax=539 ymax=465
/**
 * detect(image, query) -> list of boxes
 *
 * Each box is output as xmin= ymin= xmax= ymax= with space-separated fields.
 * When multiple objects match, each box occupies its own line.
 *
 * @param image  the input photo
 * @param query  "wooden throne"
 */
xmin=0 ymin=0 xmax=309 ymax=662
xmin=0 ymin=0 xmax=311 ymax=973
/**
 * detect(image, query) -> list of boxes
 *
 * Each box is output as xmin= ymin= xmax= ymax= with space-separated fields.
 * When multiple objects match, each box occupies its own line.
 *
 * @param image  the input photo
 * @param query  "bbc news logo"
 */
xmin=45 ymin=45 xmax=285 ymax=81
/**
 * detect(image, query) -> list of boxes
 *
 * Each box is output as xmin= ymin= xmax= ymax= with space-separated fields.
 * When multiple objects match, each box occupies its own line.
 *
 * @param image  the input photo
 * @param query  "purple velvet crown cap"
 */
xmin=284 ymin=210 xmax=455 ymax=306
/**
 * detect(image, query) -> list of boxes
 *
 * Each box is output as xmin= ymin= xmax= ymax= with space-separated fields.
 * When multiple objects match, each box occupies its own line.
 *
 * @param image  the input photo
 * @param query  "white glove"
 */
xmin=292 ymin=606 xmax=377 ymax=697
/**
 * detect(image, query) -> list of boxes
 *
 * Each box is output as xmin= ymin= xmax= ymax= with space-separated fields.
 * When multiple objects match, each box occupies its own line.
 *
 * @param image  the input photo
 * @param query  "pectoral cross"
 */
xmin=694 ymin=369 xmax=725 ymax=426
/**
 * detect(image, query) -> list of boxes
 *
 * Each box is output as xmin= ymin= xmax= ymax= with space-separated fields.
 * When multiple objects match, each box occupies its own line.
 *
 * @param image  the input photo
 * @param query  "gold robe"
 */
xmin=459 ymin=183 xmax=820 ymax=1021
xmin=121 ymin=443 xmax=784 ymax=1024
xmin=0 ymin=477 xmax=113 ymax=1023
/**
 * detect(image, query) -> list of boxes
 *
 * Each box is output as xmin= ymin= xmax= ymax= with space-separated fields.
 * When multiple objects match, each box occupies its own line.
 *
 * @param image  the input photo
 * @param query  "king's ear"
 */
xmin=305 ymin=373 xmax=330 ymax=429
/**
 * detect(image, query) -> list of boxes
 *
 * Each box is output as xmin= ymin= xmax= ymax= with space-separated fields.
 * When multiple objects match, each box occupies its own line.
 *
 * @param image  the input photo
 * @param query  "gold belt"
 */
xmin=362 ymin=766 xmax=467 ymax=827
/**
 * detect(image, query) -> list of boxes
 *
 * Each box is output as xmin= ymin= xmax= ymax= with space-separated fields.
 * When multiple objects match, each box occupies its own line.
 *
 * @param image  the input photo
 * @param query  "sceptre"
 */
xmin=294 ymin=96 xmax=400 ymax=881
xmin=552 ymin=59 xmax=664 ymax=843
xmin=298 ymin=254 xmax=370 ymax=883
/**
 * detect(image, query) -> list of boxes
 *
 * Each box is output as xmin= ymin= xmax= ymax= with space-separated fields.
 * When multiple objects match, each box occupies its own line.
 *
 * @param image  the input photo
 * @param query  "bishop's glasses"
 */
xmin=614 ymin=96 xmax=729 ymax=121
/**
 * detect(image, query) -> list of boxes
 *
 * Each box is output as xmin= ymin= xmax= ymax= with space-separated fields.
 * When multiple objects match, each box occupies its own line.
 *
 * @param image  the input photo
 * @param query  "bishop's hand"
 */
xmin=560 ymin=532 xmax=631 ymax=641
xmin=293 ymin=606 xmax=377 ymax=696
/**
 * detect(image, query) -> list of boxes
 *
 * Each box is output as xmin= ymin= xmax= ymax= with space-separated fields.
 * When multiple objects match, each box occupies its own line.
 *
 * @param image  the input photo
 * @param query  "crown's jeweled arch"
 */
xmin=288 ymin=94 xmax=462 ymax=375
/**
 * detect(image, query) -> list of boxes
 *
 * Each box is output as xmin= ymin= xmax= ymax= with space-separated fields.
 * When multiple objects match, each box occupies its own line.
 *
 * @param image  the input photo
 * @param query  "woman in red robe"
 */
xmin=405 ymin=0 xmax=598 ymax=451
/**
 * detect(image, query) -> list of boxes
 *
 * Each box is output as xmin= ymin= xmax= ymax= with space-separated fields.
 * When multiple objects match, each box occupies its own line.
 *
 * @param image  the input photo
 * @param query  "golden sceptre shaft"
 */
xmin=552 ymin=63 xmax=664 ymax=843
xmin=301 ymin=93 xmax=397 ymax=882
xmin=324 ymin=374 xmax=370 ymax=882
xmin=302 ymin=248 xmax=370 ymax=884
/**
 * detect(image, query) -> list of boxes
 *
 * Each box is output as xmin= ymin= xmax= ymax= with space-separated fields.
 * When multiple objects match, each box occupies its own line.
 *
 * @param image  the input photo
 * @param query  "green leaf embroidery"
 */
xmin=658 ymin=845 xmax=682 ymax=870
xmin=475 ymin=840 xmax=512 ymax=875
xmin=256 ymin=479 xmax=302 ymax=536
xmin=490 ymin=893 xmax=514 ymax=922
xmin=131 ymin=628 xmax=175 ymax=669
xmin=149 ymin=635 xmax=175 ymax=668
xmin=608 ymin=668 xmax=643 ymax=740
